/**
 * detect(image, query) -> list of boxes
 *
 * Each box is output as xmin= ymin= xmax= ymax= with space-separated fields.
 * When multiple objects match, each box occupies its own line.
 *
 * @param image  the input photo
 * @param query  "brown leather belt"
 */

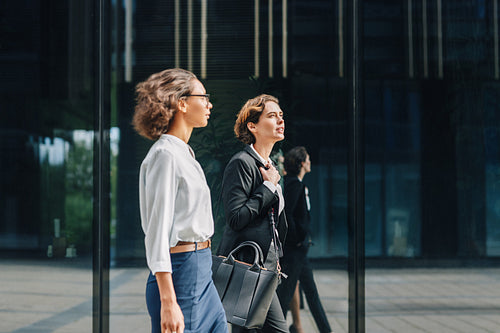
xmin=170 ymin=240 xmax=211 ymax=254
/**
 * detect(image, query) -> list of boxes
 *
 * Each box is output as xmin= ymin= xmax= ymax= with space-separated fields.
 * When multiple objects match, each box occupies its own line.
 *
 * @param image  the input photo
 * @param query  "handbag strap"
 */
xmin=268 ymin=208 xmax=287 ymax=279
xmin=228 ymin=240 xmax=264 ymax=266
xmin=231 ymin=267 xmax=260 ymax=326
xmin=268 ymin=208 xmax=283 ymax=258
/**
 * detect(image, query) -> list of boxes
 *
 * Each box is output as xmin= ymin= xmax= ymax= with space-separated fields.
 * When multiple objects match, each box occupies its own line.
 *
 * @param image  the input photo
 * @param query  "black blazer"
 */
xmin=283 ymin=175 xmax=310 ymax=247
xmin=217 ymin=145 xmax=288 ymax=262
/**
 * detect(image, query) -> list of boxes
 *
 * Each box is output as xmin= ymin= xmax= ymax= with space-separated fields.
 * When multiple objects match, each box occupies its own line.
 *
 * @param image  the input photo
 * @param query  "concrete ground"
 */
xmin=0 ymin=258 xmax=499 ymax=333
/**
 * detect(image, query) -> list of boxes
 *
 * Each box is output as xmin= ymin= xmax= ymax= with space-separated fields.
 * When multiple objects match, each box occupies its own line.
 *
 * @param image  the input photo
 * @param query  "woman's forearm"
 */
xmin=155 ymin=272 xmax=177 ymax=304
xmin=155 ymin=272 xmax=185 ymax=333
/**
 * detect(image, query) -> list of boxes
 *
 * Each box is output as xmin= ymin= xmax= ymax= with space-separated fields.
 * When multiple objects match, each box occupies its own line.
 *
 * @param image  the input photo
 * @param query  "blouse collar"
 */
xmin=249 ymin=144 xmax=272 ymax=166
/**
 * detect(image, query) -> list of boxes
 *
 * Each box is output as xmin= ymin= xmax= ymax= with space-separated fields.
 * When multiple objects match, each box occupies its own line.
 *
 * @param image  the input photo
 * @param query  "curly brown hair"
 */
xmin=132 ymin=68 xmax=197 ymax=140
xmin=234 ymin=94 xmax=279 ymax=144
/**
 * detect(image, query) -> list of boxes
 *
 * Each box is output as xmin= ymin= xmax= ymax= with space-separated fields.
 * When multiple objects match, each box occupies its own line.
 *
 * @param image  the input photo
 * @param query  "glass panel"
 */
xmin=110 ymin=0 xmax=348 ymax=332
xmin=364 ymin=1 xmax=500 ymax=331
xmin=0 ymin=2 xmax=94 ymax=332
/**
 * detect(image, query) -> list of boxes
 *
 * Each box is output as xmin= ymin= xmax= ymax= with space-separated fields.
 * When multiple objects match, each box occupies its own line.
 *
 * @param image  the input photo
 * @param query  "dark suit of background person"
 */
xmin=217 ymin=94 xmax=289 ymax=333
xmin=277 ymin=147 xmax=332 ymax=333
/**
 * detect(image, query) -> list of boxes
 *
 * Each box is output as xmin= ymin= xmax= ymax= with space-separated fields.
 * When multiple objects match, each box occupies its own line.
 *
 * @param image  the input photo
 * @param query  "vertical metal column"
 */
xmin=408 ymin=0 xmax=414 ymax=78
xmin=187 ymin=0 xmax=193 ymax=71
xmin=201 ymin=0 xmax=207 ymax=79
xmin=437 ymin=0 xmax=443 ymax=78
xmin=124 ymin=0 xmax=133 ymax=82
xmin=254 ymin=0 xmax=260 ymax=77
xmin=422 ymin=0 xmax=429 ymax=78
xmin=175 ymin=0 xmax=180 ymax=68
xmin=93 ymin=0 xmax=111 ymax=332
xmin=494 ymin=0 xmax=499 ymax=79
xmin=268 ymin=0 xmax=274 ymax=77
xmin=348 ymin=0 xmax=365 ymax=332
xmin=282 ymin=0 xmax=287 ymax=78
xmin=339 ymin=0 xmax=344 ymax=78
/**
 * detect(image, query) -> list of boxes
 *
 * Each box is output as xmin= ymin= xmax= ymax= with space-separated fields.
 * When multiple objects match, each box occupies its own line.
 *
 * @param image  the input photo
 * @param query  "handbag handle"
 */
xmin=226 ymin=241 xmax=264 ymax=267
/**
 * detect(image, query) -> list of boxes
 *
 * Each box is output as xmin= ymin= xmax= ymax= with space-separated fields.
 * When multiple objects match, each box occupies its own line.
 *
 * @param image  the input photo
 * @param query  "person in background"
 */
xmin=217 ymin=94 xmax=289 ymax=333
xmin=133 ymin=68 xmax=228 ymax=333
xmin=277 ymin=146 xmax=333 ymax=333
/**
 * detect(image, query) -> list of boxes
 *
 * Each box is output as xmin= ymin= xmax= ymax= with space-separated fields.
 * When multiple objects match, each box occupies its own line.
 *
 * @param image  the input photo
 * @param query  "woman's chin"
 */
xmin=273 ymin=134 xmax=285 ymax=142
xmin=195 ymin=120 xmax=209 ymax=128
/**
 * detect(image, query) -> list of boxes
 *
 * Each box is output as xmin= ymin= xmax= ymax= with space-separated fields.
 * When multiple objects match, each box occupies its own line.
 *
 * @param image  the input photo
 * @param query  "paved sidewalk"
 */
xmin=0 ymin=259 xmax=499 ymax=333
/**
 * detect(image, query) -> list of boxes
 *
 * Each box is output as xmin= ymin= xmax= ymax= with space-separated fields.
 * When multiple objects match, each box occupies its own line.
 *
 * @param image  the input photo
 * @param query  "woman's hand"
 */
xmin=260 ymin=163 xmax=280 ymax=185
xmin=160 ymin=300 xmax=184 ymax=333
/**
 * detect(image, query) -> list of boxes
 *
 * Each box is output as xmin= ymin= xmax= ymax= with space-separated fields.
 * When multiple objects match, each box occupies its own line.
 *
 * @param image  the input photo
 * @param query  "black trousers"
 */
xmin=276 ymin=246 xmax=332 ymax=333
xmin=230 ymin=292 xmax=289 ymax=333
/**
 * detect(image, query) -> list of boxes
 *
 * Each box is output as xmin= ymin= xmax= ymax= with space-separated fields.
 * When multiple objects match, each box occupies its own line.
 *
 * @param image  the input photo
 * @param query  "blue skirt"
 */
xmin=146 ymin=247 xmax=228 ymax=333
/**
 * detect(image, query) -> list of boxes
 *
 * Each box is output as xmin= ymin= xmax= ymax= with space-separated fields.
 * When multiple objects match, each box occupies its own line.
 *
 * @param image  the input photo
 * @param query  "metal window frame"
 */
xmin=93 ymin=0 xmax=111 ymax=332
xmin=347 ymin=0 xmax=365 ymax=332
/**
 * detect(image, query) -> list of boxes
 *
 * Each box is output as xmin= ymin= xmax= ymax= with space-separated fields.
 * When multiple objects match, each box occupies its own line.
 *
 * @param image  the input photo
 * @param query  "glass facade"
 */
xmin=363 ymin=1 xmax=500 ymax=331
xmin=1 ymin=1 xmax=499 ymax=332
xmin=362 ymin=0 xmax=500 ymax=260
xmin=1 ymin=1 xmax=96 ymax=331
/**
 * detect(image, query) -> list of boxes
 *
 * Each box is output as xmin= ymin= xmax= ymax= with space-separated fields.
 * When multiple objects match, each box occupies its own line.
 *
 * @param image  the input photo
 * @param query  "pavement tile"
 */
xmin=1 ymin=260 xmax=500 ymax=333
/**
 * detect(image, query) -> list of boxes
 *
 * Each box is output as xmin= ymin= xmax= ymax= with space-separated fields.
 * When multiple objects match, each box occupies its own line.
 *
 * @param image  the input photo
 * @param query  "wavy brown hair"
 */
xmin=234 ymin=94 xmax=279 ymax=145
xmin=133 ymin=68 xmax=197 ymax=140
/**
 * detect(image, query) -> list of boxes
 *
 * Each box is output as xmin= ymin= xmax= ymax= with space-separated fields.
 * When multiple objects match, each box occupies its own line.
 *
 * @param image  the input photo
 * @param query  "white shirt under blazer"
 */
xmin=139 ymin=134 xmax=214 ymax=274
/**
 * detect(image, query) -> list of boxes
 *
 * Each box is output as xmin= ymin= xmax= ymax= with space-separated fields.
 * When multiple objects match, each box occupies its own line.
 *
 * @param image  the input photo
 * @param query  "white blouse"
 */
xmin=139 ymin=134 xmax=214 ymax=274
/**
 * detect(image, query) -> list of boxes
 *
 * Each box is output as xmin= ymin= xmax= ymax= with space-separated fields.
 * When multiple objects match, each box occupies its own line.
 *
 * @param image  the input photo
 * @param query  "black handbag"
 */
xmin=211 ymin=240 xmax=279 ymax=329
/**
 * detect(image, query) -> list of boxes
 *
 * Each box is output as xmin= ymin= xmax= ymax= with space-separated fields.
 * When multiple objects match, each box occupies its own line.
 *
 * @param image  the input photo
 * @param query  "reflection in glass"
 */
xmin=365 ymin=1 xmax=500 ymax=331
xmin=109 ymin=0 xmax=349 ymax=331
xmin=0 ymin=0 xmax=94 ymax=331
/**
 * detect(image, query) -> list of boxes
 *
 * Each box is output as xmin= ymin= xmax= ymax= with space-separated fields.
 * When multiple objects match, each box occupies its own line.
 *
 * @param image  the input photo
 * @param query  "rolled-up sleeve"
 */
xmin=140 ymin=150 xmax=177 ymax=274
xmin=263 ymin=180 xmax=277 ymax=193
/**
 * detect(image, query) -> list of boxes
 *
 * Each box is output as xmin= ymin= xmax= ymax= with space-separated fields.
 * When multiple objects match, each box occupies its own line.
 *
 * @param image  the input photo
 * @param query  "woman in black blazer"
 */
xmin=276 ymin=146 xmax=332 ymax=333
xmin=217 ymin=94 xmax=288 ymax=333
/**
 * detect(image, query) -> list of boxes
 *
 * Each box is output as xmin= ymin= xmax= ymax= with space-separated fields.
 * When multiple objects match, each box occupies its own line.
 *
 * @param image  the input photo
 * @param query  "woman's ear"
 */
xmin=247 ymin=122 xmax=257 ymax=133
xmin=177 ymin=98 xmax=187 ymax=113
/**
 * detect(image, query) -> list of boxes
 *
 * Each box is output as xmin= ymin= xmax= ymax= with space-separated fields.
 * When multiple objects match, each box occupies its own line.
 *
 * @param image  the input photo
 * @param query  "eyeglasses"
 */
xmin=184 ymin=94 xmax=210 ymax=107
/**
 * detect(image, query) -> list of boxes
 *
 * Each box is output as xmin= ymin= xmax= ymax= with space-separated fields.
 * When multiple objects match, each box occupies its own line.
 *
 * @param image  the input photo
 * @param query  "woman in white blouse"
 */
xmin=133 ymin=68 xmax=228 ymax=333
